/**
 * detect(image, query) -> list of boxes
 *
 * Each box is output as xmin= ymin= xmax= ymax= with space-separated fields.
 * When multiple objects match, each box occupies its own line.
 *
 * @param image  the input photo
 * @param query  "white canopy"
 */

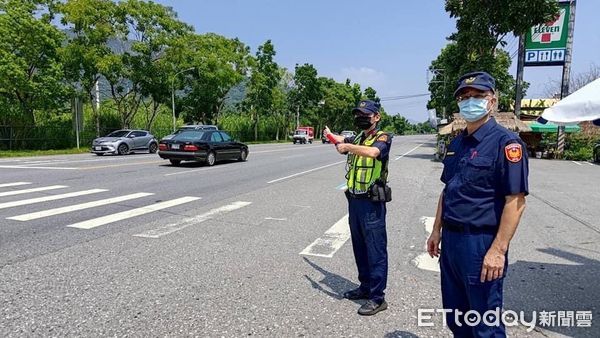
xmin=541 ymin=78 xmax=600 ymax=125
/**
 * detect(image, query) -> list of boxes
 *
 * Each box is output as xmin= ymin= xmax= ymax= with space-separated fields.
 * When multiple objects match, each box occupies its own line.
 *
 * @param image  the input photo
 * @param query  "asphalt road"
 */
xmin=0 ymin=135 xmax=598 ymax=337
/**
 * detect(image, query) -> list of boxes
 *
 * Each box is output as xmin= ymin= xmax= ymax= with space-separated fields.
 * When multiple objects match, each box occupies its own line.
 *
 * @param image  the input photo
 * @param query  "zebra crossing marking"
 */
xmin=67 ymin=196 xmax=201 ymax=230
xmin=7 ymin=192 xmax=154 ymax=221
xmin=0 ymin=189 xmax=107 ymax=210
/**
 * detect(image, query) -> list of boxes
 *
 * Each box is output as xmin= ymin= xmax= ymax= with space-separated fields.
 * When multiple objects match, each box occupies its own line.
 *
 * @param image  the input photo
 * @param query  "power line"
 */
xmin=379 ymin=93 xmax=429 ymax=101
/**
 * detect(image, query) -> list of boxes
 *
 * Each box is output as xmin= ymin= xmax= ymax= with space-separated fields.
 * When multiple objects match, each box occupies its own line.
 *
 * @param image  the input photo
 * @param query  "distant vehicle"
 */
xmin=322 ymin=132 xmax=339 ymax=144
xmin=292 ymin=126 xmax=314 ymax=144
xmin=340 ymin=130 xmax=357 ymax=139
xmin=161 ymin=125 xmax=218 ymax=140
xmin=158 ymin=130 xmax=248 ymax=166
xmin=91 ymin=129 xmax=157 ymax=155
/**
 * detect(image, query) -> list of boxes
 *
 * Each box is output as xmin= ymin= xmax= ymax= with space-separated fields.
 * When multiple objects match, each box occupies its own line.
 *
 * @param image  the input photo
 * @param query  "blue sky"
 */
xmin=155 ymin=0 xmax=599 ymax=122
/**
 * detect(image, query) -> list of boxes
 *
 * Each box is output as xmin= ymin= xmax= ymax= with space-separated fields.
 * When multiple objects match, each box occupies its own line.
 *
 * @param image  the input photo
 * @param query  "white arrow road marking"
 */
xmin=67 ymin=196 xmax=201 ymax=230
xmin=133 ymin=201 xmax=251 ymax=238
xmin=412 ymin=216 xmax=440 ymax=272
xmin=8 ymin=192 xmax=154 ymax=221
xmin=0 ymin=189 xmax=108 ymax=210
xmin=0 ymin=182 xmax=31 ymax=188
xmin=0 ymin=185 xmax=68 ymax=197
xmin=300 ymin=214 xmax=350 ymax=258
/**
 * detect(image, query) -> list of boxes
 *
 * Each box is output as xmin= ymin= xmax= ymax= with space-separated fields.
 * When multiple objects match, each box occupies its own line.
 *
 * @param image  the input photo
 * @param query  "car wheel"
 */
xmin=117 ymin=143 xmax=129 ymax=155
xmin=293 ymin=140 xmax=296 ymax=144
xmin=148 ymin=143 xmax=158 ymax=153
xmin=95 ymin=153 xmax=103 ymax=156
xmin=206 ymin=151 xmax=216 ymax=166
xmin=238 ymin=149 xmax=248 ymax=162
xmin=169 ymin=159 xmax=181 ymax=166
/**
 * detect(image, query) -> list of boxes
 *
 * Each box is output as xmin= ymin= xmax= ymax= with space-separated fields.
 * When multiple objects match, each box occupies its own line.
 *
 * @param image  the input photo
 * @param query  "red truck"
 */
xmin=292 ymin=126 xmax=314 ymax=144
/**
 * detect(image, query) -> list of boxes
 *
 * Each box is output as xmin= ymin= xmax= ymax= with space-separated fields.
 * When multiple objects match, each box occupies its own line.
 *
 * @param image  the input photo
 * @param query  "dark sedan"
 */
xmin=158 ymin=130 xmax=248 ymax=166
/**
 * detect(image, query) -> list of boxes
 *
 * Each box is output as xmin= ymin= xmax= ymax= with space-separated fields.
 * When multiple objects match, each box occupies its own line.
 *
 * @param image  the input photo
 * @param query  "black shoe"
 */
xmin=342 ymin=288 xmax=369 ymax=300
xmin=358 ymin=300 xmax=388 ymax=316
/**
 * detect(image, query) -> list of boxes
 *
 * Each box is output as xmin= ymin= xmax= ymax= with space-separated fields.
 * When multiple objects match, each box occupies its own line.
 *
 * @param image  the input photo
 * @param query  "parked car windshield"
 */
xmin=172 ymin=131 xmax=205 ymax=141
xmin=296 ymin=130 xmax=307 ymax=134
xmin=106 ymin=130 xmax=129 ymax=137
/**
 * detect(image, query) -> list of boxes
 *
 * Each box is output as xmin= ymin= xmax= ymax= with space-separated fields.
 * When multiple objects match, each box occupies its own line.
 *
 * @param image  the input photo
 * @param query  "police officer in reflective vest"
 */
xmin=427 ymin=72 xmax=529 ymax=337
xmin=324 ymin=99 xmax=393 ymax=316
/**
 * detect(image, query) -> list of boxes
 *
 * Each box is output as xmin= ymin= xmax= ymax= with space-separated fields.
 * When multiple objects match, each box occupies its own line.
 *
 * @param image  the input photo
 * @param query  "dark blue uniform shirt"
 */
xmin=441 ymin=118 xmax=529 ymax=229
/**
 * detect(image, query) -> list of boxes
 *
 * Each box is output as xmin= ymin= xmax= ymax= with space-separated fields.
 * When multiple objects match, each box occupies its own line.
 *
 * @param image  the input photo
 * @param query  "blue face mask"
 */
xmin=458 ymin=98 xmax=490 ymax=122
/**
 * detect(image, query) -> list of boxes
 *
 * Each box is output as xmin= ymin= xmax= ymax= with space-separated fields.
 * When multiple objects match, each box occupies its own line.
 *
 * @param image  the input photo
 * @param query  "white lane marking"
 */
xmin=0 ymin=182 xmax=31 ymax=188
xmin=0 ymin=185 xmax=68 ymax=197
xmin=133 ymin=201 xmax=251 ymax=238
xmin=267 ymin=160 xmax=346 ymax=184
xmin=20 ymin=155 xmax=157 ymax=165
xmin=8 ymin=192 xmax=154 ymax=221
xmin=0 ymin=165 xmax=77 ymax=170
xmin=394 ymin=143 xmax=425 ymax=161
xmin=587 ymin=162 xmax=595 ymax=166
xmin=300 ymin=214 xmax=350 ymax=258
xmin=252 ymin=146 xmax=322 ymax=154
xmin=0 ymin=189 xmax=108 ymax=210
xmin=68 ymin=196 xmax=201 ymax=230
xmin=336 ymin=183 xmax=347 ymax=190
xmin=164 ymin=166 xmax=220 ymax=177
xmin=412 ymin=216 xmax=440 ymax=272
xmin=265 ymin=217 xmax=287 ymax=221
xmin=21 ymin=160 xmax=58 ymax=164
xmin=571 ymin=161 xmax=582 ymax=166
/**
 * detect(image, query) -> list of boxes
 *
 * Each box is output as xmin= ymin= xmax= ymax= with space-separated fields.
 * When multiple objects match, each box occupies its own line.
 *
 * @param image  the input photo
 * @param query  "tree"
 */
xmin=0 ymin=0 xmax=69 ymax=127
xmin=60 ymin=0 xmax=121 ymax=135
xmin=98 ymin=0 xmax=191 ymax=129
xmin=245 ymin=40 xmax=281 ymax=141
xmin=319 ymin=77 xmax=359 ymax=133
xmin=177 ymin=33 xmax=251 ymax=126
xmin=544 ymin=63 xmax=600 ymax=98
xmin=429 ymin=0 xmax=560 ymax=118
xmin=288 ymin=63 xmax=322 ymax=130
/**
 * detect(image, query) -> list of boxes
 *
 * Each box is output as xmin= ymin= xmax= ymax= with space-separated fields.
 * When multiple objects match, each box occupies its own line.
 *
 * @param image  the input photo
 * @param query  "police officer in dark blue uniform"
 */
xmin=324 ymin=100 xmax=393 ymax=316
xmin=427 ymin=72 xmax=529 ymax=337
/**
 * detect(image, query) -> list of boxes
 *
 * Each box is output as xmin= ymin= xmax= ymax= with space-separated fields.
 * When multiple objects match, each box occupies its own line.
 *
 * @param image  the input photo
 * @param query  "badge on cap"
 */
xmin=505 ymin=143 xmax=522 ymax=163
xmin=359 ymin=101 xmax=366 ymax=107
xmin=465 ymin=77 xmax=477 ymax=84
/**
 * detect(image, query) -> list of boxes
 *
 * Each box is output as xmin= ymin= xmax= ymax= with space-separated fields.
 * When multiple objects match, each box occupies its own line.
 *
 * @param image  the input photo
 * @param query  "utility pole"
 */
xmin=557 ymin=0 xmax=577 ymax=158
xmin=514 ymin=35 xmax=525 ymax=117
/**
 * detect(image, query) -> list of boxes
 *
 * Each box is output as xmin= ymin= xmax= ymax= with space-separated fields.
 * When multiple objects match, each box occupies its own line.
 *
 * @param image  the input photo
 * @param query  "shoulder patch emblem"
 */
xmin=377 ymin=134 xmax=388 ymax=142
xmin=505 ymin=143 xmax=522 ymax=163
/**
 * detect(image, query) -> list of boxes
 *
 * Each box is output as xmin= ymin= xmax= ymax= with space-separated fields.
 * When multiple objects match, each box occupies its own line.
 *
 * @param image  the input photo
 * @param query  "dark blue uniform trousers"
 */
xmin=347 ymin=196 xmax=388 ymax=303
xmin=440 ymin=228 xmax=508 ymax=338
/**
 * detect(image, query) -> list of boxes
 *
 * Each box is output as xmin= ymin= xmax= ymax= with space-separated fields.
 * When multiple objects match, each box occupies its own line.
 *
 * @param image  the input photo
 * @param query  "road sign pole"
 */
xmin=514 ymin=35 xmax=525 ymax=117
xmin=556 ymin=0 xmax=577 ymax=158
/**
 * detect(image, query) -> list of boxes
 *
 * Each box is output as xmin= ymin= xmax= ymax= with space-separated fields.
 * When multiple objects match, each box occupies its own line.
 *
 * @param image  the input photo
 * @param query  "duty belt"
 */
xmin=443 ymin=221 xmax=498 ymax=235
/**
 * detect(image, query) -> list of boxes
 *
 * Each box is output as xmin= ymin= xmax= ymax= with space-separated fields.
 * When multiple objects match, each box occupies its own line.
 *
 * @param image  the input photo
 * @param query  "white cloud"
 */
xmin=337 ymin=67 xmax=387 ymax=91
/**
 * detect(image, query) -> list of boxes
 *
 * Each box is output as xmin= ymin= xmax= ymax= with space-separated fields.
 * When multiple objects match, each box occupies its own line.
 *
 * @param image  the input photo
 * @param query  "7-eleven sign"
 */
xmin=525 ymin=2 xmax=570 ymax=50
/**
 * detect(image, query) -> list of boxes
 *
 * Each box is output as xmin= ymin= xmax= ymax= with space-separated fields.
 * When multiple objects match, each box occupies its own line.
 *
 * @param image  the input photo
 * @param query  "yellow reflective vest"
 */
xmin=346 ymin=130 xmax=387 ymax=195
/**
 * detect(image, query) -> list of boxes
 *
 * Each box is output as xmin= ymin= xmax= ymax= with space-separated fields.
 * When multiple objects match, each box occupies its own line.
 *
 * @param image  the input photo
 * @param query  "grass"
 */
xmin=0 ymin=147 xmax=91 ymax=158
